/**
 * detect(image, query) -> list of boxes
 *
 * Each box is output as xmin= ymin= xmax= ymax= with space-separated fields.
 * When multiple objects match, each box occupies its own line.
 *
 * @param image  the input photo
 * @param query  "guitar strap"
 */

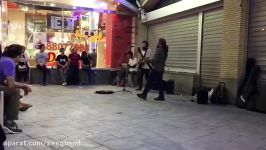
xmin=143 ymin=49 xmax=147 ymax=58
xmin=138 ymin=48 xmax=152 ymax=69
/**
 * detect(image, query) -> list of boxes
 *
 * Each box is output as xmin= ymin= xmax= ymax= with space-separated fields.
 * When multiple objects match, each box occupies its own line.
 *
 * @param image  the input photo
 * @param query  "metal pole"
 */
xmin=0 ymin=91 xmax=4 ymax=126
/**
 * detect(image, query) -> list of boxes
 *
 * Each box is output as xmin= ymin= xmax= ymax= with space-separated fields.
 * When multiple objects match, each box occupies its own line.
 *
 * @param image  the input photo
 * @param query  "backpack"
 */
xmin=210 ymin=82 xmax=227 ymax=104
xmin=197 ymin=87 xmax=208 ymax=104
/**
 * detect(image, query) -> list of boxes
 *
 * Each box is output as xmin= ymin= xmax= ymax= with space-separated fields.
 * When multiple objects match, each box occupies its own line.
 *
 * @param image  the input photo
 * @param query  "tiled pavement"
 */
xmin=4 ymin=85 xmax=266 ymax=150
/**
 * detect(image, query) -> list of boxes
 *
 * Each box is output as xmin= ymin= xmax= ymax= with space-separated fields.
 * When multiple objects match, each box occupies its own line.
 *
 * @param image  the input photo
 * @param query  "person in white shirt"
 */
xmin=127 ymin=51 xmax=138 ymax=86
xmin=136 ymin=41 xmax=152 ymax=90
xmin=35 ymin=44 xmax=49 ymax=86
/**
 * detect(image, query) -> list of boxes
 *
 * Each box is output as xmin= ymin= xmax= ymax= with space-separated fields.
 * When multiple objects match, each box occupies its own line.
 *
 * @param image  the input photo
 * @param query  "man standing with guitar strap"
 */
xmin=136 ymin=41 xmax=152 ymax=91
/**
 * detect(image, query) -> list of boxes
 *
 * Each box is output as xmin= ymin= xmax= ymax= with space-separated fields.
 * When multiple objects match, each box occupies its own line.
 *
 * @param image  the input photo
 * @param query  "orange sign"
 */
xmin=46 ymin=42 xmax=89 ymax=51
xmin=48 ymin=52 xmax=56 ymax=62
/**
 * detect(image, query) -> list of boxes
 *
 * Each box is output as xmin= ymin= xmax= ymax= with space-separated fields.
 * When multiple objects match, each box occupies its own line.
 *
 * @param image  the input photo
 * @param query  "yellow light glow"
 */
xmin=21 ymin=7 xmax=29 ymax=12
xmin=50 ymin=3 xmax=55 ymax=7
xmin=72 ymin=0 xmax=107 ymax=9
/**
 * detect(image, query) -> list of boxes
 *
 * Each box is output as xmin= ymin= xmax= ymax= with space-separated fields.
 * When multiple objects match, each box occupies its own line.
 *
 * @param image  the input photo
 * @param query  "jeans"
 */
xmin=16 ymin=70 xmax=29 ymax=83
xmin=142 ymin=70 xmax=164 ymax=98
xmin=129 ymin=71 xmax=138 ymax=87
xmin=67 ymin=65 xmax=80 ymax=85
xmin=36 ymin=64 xmax=48 ymax=84
xmin=138 ymin=68 xmax=150 ymax=89
xmin=82 ymin=66 xmax=94 ymax=84
xmin=0 ymin=86 xmax=20 ymax=120
xmin=58 ymin=68 xmax=67 ymax=83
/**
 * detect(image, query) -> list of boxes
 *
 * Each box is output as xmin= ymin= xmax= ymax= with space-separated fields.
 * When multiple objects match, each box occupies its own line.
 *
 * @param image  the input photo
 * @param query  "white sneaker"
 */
xmin=62 ymin=82 xmax=67 ymax=86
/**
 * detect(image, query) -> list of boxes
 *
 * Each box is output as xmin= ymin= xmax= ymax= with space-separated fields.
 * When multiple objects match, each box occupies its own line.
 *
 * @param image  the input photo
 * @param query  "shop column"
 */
xmin=106 ymin=14 xmax=132 ymax=68
xmin=220 ymin=0 xmax=248 ymax=103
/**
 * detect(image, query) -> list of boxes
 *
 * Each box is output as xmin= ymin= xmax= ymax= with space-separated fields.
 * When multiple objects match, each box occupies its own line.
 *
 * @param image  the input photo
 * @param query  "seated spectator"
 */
xmin=80 ymin=51 xmax=93 ymax=84
xmin=56 ymin=48 xmax=68 ymax=86
xmin=0 ymin=44 xmax=32 ymax=133
xmin=16 ymin=46 xmax=30 ymax=83
xmin=90 ymin=49 xmax=97 ymax=68
xmin=15 ymin=46 xmax=32 ymax=111
xmin=35 ymin=44 xmax=48 ymax=86
xmin=127 ymin=51 xmax=138 ymax=87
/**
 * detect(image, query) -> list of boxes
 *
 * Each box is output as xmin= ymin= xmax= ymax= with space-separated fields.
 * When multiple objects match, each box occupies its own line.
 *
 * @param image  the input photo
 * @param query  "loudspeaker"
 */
xmin=256 ymin=83 xmax=266 ymax=113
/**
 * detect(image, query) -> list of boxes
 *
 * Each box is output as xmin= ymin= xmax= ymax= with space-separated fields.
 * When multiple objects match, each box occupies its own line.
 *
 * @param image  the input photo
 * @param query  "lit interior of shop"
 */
xmin=1 ymin=0 xmax=135 ymax=68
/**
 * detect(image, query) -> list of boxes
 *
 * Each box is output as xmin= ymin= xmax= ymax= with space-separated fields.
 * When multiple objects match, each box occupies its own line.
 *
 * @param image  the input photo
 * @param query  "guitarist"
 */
xmin=136 ymin=41 xmax=153 ymax=91
xmin=137 ymin=38 xmax=168 ymax=101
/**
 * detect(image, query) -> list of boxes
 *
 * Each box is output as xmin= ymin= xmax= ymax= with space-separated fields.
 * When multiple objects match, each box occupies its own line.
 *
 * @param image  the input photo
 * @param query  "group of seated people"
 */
xmin=34 ymin=44 xmax=97 ymax=86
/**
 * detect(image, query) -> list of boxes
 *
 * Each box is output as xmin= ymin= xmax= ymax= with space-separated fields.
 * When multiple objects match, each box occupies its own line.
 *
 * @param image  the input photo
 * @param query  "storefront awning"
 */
xmin=10 ymin=0 xmax=138 ymax=13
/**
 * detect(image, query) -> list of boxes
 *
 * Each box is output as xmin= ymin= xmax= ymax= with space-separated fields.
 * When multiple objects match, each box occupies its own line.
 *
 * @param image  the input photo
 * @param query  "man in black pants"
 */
xmin=136 ymin=41 xmax=152 ymax=91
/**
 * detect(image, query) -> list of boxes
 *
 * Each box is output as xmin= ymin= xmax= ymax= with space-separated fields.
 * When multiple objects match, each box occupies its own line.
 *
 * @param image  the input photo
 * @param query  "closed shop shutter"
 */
xmin=201 ymin=9 xmax=223 ymax=87
xmin=148 ymin=15 xmax=199 ymax=73
xmin=248 ymin=0 xmax=266 ymax=83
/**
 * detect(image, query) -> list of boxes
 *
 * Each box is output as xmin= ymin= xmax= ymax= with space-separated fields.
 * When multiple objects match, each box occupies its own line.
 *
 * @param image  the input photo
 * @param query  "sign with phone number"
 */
xmin=46 ymin=42 xmax=89 ymax=63
xmin=46 ymin=42 xmax=89 ymax=51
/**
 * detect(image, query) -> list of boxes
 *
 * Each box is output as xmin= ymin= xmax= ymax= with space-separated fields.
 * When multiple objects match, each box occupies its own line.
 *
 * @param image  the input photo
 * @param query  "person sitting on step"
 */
xmin=0 ymin=44 xmax=32 ymax=133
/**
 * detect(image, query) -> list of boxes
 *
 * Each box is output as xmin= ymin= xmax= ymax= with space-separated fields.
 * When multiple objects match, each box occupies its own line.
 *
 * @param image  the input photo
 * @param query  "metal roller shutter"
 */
xmin=148 ymin=15 xmax=199 ymax=73
xmin=201 ymin=9 xmax=223 ymax=87
xmin=248 ymin=0 xmax=266 ymax=83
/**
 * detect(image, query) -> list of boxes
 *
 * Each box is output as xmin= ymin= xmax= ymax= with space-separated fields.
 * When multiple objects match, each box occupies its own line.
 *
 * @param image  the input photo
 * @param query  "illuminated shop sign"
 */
xmin=48 ymin=15 xmax=76 ymax=31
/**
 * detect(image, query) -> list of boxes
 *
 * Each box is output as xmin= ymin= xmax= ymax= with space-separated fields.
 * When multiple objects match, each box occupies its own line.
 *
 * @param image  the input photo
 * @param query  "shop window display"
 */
xmin=3 ymin=0 xmax=133 ymax=69
xmin=5 ymin=1 xmax=111 ymax=68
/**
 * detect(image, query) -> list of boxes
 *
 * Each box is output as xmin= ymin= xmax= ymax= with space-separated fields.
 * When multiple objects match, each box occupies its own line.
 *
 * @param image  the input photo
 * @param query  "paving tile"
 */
xmin=99 ymin=138 xmax=141 ymax=150
xmin=91 ymin=146 xmax=112 ymax=150
xmin=132 ymin=147 xmax=153 ymax=150
xmin=5 ymin=85 xmax=266 ymax=150
xmin=88 ymin=132 xmax=118 ymax=143
xmin=141 ymin=137 xmax=185 ymax=150
xmin=4 ymin=146 xmax=29 ymax=150
xmin=6 ymin=133 xmax=33 ymax=142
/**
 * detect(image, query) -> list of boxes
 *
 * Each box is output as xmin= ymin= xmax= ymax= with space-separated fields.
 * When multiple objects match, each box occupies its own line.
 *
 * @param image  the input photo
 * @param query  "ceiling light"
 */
xmin=22 ymin=7 xmax=29 ymax=12
xmin=50 ymin=3 xmax=55 ymax=7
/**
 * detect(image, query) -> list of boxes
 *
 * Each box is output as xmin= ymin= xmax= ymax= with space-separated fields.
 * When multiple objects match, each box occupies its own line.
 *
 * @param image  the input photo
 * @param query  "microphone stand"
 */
xmin=116 ymin=67 xmax=132 ymax=93
xmin=116 ymin=53 xmax=132 ymax=94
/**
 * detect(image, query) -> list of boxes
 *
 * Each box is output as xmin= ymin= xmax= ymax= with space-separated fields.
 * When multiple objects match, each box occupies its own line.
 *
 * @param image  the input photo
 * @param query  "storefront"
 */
xmin=1 ymin=0 xmax=135 ymax=69
xmin=248 ymin=0 xmax=266 ymax=84
xmin=146 ymin=1 xmax=223 ymax=93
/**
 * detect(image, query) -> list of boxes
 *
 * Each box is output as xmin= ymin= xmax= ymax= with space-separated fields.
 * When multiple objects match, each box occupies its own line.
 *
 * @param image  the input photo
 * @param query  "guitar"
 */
xmin=137 ymin=47 xmax=152 ymax=69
